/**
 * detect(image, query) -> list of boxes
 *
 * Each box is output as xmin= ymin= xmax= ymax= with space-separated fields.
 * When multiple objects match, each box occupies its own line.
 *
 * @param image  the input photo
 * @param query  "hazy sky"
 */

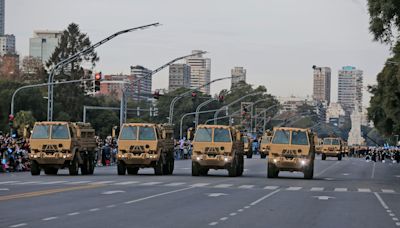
xmin=8 ymin=0 xmax=391 ymax=106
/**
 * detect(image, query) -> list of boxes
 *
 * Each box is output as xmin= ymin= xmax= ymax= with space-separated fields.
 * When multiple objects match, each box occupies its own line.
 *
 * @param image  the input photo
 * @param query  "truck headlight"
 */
xmin=273 ymin=159 xmax=277 ymax=163
xmin=196 ymin=157 xmax=201 ymax=161
xmin=300 ymin=160 xmax=306 ymax=166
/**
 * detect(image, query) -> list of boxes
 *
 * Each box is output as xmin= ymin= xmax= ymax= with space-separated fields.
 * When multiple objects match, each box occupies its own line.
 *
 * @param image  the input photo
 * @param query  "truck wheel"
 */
xmin=168 ymin=159 xmax=174 ymax=175
xmin=267 ymin=162 xmax=278 ymax=178
xmin=338 ymin=154 xmax=342 ymax=161
xmin=260 ymin=153 xmax=267 ymax=159
xmin=154 ymin=159 xmax=163 ymax=175
xmin=69 ymin=158 xmax=79 ymax=176
xmin=81 ymin=156 xmax=89 ymax=175
xmin=321 ymin=154 xmax=326 ymax=160
xmin=44 ymin=167 xmax=58 ymax=175
xmin=200 ymin=167 xmax=209 ymax=176
xmin=117 ymin=162 xmax=126 ymax=175
xmin=192 ymin=161 xmax=200 ymax=176
xmin=88 ymin=156 xmax=95 ymax=175
xmin=246 ymin=152 xmax=253 ymax=159
xmin=30 ymin=161 xmax=41 ymax=176
xmin=304 ymin=162 xmax=314 ymax=179
xmin=237 ymin=155 xmax=244 ymax=176
xmin=228 ymin=157 xmax=238 ymax=177
xmin=127 ymin=167 xmax=139 ymax=175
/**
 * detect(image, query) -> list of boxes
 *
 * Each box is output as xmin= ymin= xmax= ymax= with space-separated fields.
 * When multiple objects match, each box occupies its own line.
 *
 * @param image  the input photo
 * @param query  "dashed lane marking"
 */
xmin=113 ymin=181 xmax=140 ymax=185
xmin=214 ymin=184 xmax=233 ymax=188
xmin=102 ymin=190 xmax=125 ymax=195
xmin=230 ymin=213 xmax=237 ymax=216
xmin=9 ymin=223 xmax=27 ymax=228
xmin=0 ymin=181 xmax=18 ymax=185
xmin=238 ymin=185 xmax=254 ymax=189
xmin=209 ymin=222 xmax=218 ymax=226
xmin=65 ymin=181 xmax=92 ymax=185
xmin=89 ymin=208 xmax=100 ymax=212
xmin=374 ymin=192 xmax=389 ymax=210
xmin=42 ymin=217 xmax=58 ymax=221
xmin=67 ymin=212 xmax=80 ymax=216
xmin=382 ymin=189 xmax=395 ymax=193
xmin=140 ymin=182 xmax=163 ymax=186
xmin=220 ymin=217 xmax=228 ymax=221
xmin=13 ymin=181 xmax=43 ymax=185
xmin=334 ymin=188 xmax=348 ymax=192
xmin=191 ymin=183 xmax=210 ymax=187
xmin=310 ymin=187 xmax=324 ymax=192
xmin=358 ymin=188 xmax=371 ymax=193
xmin=0 ymin=188 xmax=9 ymax=191
xmin=286 ymin=187 xmax=302 ymax=191
xmin=124 ymin=187 xmax=194 ymax=204
xmin=250 ymin=189 xmax=281 ymax=206
xmin=89 ymin=181 xmax=115 ymax=185
xmin=264 ymin=186 xmax=279 ymax=190
xmin=164 ymin=182 xmax=186 ymax=186
xmin=39 ymin=181 xmax=68 ymax=185
xmin=396 ymin=222 xmax=400 ymax=226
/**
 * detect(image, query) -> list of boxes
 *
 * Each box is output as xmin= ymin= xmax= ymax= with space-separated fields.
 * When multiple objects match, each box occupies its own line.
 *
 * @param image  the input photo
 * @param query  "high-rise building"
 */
xmin=186 ymin=50 xmax=211 ymax=95
xmin=130 ymin=65 xmax=152 ymax=101
xmin=29 ymin=30 xmax=62 ymax=64
xmin=231 ymin=66 xmax=246 ymax=88
xmin=0 ymin=34 xmax=15 ymax=56
xmin=0 ymin=53 xmax=19 ymax=80
xmin=168 ymin=63 xmax=191 ymax=92
xmin=0 ymin=0 xmax=4 ymax=36
xmin=99 ymin=74 xmax=132 ymax=99
xmin=313 ymin=66 xmax=331 ymax=105
xmin=338 ymin=66 xmax=363 ymax=115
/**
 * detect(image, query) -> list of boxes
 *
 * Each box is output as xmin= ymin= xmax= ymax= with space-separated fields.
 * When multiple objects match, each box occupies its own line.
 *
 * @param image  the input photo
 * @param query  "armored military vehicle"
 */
xmin=191 ymin=125 xmax=244 ymax=177
xmin=260 ymin=132 xmax=273 ymax=159
xmin=321 ymin=137 xmax=343 ymax=160
xmin=267 ymin=127 xmax=315 ymax=179
xmin=117 ymin=123 xmax=174 ymax=175
xmin=29 ymin=122 xmax=97 ymax=176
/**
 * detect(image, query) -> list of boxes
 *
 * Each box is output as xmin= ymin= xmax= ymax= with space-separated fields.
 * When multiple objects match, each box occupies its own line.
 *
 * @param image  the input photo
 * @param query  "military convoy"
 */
xmin=259 ymin=132 xmax=272 ymax=159
xmin=191 ymin=125 xmax=244 ymax=177
xmin=321 ymin=137 xmax=343 ymax=160
xmin=117 ymin=123 xmax=174 ymax=175
xmin=267 ymin=127 xmax=315 ymax=179
xmin=29 ymin=121 xmax=97 ymax=176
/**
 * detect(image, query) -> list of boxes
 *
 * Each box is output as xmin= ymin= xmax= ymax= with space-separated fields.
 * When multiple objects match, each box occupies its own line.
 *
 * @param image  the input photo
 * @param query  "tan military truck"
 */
xmin=315 ymin=138 xmax=323 ymax=155
xmin=29 ymin=122 xmax=97 ymax=176
xmin=260 ymin=131 xmax=273 ymax=159
xmin=117 ymin=123 xmax=174 ymax=175
xmin=243 ymin=136 xmax=253 ymax=158
xmin=321 ymin=137 xmax=343 ymax=160
xmin=191 ymin=125 xmax=244 ymax=177
xmin=267 ymin=127 xmax=315 ymax=179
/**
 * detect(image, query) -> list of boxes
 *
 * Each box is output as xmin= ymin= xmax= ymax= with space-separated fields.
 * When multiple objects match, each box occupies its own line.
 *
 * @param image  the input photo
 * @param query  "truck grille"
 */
xmin=42 ymin=144 xmax=58 ymax=152
xmin=129 ymin=145 xmax=145 ymax=152
xmin=205 ymin=147 xmax=220 ymax=153
xmin=282 ymin=149 xmax=297 ymax=159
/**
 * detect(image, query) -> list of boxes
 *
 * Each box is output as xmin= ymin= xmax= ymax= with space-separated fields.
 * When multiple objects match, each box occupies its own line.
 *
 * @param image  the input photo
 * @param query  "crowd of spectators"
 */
xmin=0 ymin=133 xmax=31 ymax=173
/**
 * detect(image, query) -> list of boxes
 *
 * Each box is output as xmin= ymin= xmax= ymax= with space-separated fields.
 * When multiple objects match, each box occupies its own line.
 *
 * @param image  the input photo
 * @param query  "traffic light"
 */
xmin=191 ymin=91 xmax=197 ymax=99
xmin=218 ymin=95 xmax=224 ymax=103
xmin=8 ymin=114 xmax=14 ymax=127
xmin=94 ymin=72 xmax=102 ymax=92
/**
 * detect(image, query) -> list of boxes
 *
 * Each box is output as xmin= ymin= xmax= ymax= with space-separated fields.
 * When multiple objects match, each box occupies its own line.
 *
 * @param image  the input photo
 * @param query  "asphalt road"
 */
xmin=0 ymin=155 xmax=399 ymax=228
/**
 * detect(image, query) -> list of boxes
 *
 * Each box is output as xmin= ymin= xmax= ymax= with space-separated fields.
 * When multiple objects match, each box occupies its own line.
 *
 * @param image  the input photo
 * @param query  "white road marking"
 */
xmin=220 ymin=217 xmax=228 ymax=221
xmin=65 ymin=181 xmax=92 ymax=185
xmin=358 ymin=188 xmax=371 ymax=193
xmin=0 ymin=181 xmax=18 ymax=185
xmin=313 ymin=196 xmax=335 ymax=200
xmin=102 ymin=190 xmax=125 ymax=195
xmin=250 ymin=189 xmax=281 ymax=206
xmin=310 ymin=187 xmax=324 ymax=192
xmin=390 ymin=214 xmax=395 ymax=217
xmin=244 ymin=206 xmax=251 ymax=209
xmin=371 ymin=162 xmax=376 ymax=179
xmin=334 ymin=188 xmax=347 ymax=192
xmin=113 ymin=181 xmax=140 ymax=185
xmin=382 ymin=189 xmax=395 ymax=193
xmin=164 ymin=182 xmax=186 ymax=186
xmin=106 ymin=205 xmax=116 ymax=208
xmin=396 ymin=222 xmax=400 ymax=226
xmin=230 ymin=213 xmax=237 ymax=216
xmin=140 ymin=182 xmax=163 ymax=186
xmin=14 ymin=181 xmax=42 ymax=185
xmin=395 ymin=175 xmax=400 ymax=178
xmin=0 ymin=188 xmax=9 ymax=191
xmin=42 ymin=217 xmax=58 ymax=221
xmin=209 ymin=222 xmax=218 ymax=226
xmin=324 ymin=178 xmax=334 ymax=181
xmin=124 ymin=187 xmax=194 ymax=204
xmin=9 ymin=223 xmax=27 ymax=228
xmin=342 ymin=173 xmax=350 ymax=176
xmin=90 ymin=181 xmax=115 ymax=185
xmin=191 ymin=183 xmax=210 ymax=187
xmin=207 ymin=193 xmax=228 ymax=197
xmin=286 ymin=187 xmax=302 ymax=191
xmin=238 ymin=185 xmax=254 ymax=189
xmin=214 ymin=184 xmax=233 ymax=188
xmin=89 ymin=208 xmax=100 ymax=212
xmin=264 ymin=186 xmax=279 ymax=190
xmin=394 ymin=218 xmax=399 ymax=221
xmin=388 ymin=210 xmax=393 ymax=213
xmin=238 ymin=209 xmax=244 ymax=212
xmin=40 ymin=181 xmax=68 ymax=185
xmin=67 ymin=212 xmax=80 ymax=216
xmin=374 ymin=192 xmax=389 ymax=210
xmin=316 ymin=161 xmax=339 ymax=177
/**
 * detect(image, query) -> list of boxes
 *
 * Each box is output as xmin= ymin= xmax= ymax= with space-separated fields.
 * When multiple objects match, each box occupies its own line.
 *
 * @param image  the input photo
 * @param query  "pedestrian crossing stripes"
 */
xmin=0 ymin=180 xmax=398 ymax=194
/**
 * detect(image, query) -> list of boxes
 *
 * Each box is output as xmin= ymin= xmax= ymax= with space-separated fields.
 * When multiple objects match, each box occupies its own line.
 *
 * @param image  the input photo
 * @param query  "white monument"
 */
xmin=347 ymin=103 xmax=365 ymax=146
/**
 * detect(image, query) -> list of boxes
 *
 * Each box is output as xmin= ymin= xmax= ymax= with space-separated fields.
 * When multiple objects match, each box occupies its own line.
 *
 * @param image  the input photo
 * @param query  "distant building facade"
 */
xmin=313 ymin=66 xmax=331 ymax=104
xmin=29 ymin=30 xmax=62 ymax=64
xmin=99 ymin=74 xmax=131 ymax=99
xmin=168 ymin=63 xmax=191 ymax=92
xmin=0 ymin=53 xmax=19 ymax=80
xmin=186 ymin=50 xmax=211 ymax=95
xmin=0 ymin=34 xmax=15 ymax=56
xmin=338 ymin=66 xmax=363 ymax=115
xmin=130 ymin=65 xmax=152 ymax=101
xmin=326 ymin=102 xmax=345 ymax=127
xmin=0 ymin=0 xmax=4 ymax=36
xmin=231 ymin=66 xmax=246 ymax=88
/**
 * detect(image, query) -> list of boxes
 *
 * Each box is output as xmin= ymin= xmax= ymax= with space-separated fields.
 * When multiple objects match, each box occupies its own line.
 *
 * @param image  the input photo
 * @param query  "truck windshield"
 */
xmin=51 ymin=125 xmax=70 ymax=139
xmin=31 ymin=125 xmax=50 ymax=139
xmin=332 ymin=139 xmax=340 ymax=145
xmin=120 ymin=126 xmax=138 ymax=140
xmin=291 ymin=131 xmax=308 ymax=145
xmin=214 ymin=128 xmax=231 ymax=142
xmin=272 ymin=130 xmax=290 ymax=144
xmin=139 ymin=127 xmax=156 ymax=140
xmin=323 ymin=138 xmax=332 ymax=145
xmin=194 ymin=128 xmax=212 ymax=142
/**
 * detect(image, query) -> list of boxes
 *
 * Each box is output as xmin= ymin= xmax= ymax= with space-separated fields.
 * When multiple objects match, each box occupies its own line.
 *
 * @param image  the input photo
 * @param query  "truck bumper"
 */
xmin=270 ymin=157 xmax=311 ymax=171
xmin=323 ymin=151 xmax=340 ymax=157
xmin=192 ymin=154 xmax=232 ymax=168
xmin=117 ymin=153 xmax=159 ymax=165
xmin=29 ymin=152 xmax=73 ymax=165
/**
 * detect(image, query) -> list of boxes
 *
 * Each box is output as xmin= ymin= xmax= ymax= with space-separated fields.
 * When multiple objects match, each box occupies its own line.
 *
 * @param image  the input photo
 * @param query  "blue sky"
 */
xmin=8 ymin=0 xmax=390 ymax=106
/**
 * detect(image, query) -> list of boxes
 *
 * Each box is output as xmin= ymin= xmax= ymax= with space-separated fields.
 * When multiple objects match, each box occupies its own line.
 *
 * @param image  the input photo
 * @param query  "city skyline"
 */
xmin=8 ymin=0 xmax=390 ymax=106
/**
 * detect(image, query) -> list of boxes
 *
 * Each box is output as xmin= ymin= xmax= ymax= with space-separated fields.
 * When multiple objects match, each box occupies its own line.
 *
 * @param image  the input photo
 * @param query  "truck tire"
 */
xmin=30 ymin=161 xmax=41 ymax=176
xmin=338 ymin=153 xmax=342 ymax=161
xmin=117 ymin=162 xmax=126 ymax=175
xmin=88 ymin=156 xmax=95 ymax=175
xmin=81 ymin=156 xmax=90 ymax=175
xmin=237 ymin=155 xmax=244 ymax=176
xmin=163 ymin=155 xmax=174 ymax=175
xmin=228 ymin=157 xmax=238 ymax=177
xmin=199 ymin=167 xmax=209 ymax=176
xmin=260 ymin=153 xmax=267 ymax=159
xmin=321 ymin=154 xmax=326 ymax=160
xmin=127 ymin=167 xmax=139 ymax=175
xmin=192 ymin=161 xmax=200 ymax=176
xmin=44 ymin=167 xmax=58 ymax=175
xmin=69 ymin=158 xmax=79 ymax=176
xmin=267 ymin=162 xmax=278 ymax=178
xmin=246 ymin=152 xmax=253 ymax=159
xmin=168 ymin=159 xmax=174 ymax=175
xmin=154 ymin=159 xmax=163 ymax=175
xmin=304 ymin=162 xmax=314 ymax=179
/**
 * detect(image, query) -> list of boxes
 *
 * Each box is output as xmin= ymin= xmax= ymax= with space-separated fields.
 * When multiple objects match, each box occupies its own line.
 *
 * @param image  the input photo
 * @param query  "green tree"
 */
xmin=46 ymin=23 xmax=99 ymax=121
xmin=14 ymin=111 xmax=36 ymax=136
xmin=368 ymin=0 xmax=400 ymax=45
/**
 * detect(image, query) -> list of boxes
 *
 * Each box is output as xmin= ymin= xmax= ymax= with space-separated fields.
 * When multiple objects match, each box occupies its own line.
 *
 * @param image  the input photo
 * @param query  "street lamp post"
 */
xmin=47 ymin=22 xmax=160 ymax=121
xmin=194 ymin=98 xmax=217 ymax=129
